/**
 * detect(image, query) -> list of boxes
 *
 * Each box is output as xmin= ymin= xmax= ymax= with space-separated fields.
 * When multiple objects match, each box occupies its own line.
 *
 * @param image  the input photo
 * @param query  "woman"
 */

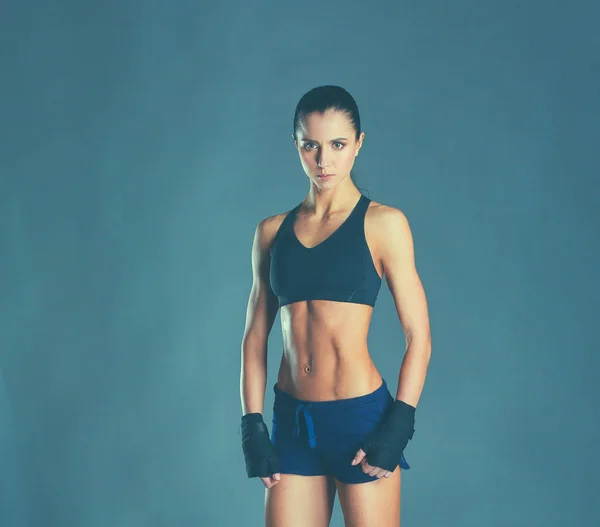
xmin=240 ymin=85 xmax=431 ymax=526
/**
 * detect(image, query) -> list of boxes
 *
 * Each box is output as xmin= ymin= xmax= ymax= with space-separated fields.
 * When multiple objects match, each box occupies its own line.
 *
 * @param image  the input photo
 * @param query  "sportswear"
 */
xmin=269 ymin=194 xmax=382 ymax=307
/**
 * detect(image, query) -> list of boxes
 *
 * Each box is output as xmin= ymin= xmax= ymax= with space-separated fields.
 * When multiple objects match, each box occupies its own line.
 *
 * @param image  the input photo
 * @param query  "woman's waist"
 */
xmin=273 ymin=375 xmax=389 ymax=413
xmin=276 ymin=348 xmax=382 ymax=402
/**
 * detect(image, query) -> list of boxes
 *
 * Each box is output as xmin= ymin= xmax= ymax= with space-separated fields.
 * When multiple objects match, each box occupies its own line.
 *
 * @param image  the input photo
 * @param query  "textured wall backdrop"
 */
xmin=1 ymin=1 xmax=599 ymax=526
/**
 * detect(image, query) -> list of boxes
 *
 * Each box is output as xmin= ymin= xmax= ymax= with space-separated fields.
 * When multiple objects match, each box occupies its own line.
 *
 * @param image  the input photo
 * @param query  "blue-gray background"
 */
xmin=1 ymin=1 xmax=598 ymax=526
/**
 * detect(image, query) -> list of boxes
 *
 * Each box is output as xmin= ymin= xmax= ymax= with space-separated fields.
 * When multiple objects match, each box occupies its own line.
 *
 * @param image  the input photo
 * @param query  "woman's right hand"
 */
xmin=241 ymin=413 xmax=282 ymax=486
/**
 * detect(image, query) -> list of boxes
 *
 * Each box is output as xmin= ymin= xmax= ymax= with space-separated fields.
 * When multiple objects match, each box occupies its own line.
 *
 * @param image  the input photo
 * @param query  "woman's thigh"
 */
xmin=265 ymin=474 xmax=337 ymax=527
xmin=336 ymin=467 xmax=401 ymax=527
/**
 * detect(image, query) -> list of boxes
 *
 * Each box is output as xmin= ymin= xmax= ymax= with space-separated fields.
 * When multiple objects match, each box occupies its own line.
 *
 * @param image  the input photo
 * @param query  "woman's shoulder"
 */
xmin=254 ymin=208 xmax=295 ymax=247
xmin=365 ymin=199 xmax=412 ymax=243
xmin=366 ymin=199 xmax=409 ymax=225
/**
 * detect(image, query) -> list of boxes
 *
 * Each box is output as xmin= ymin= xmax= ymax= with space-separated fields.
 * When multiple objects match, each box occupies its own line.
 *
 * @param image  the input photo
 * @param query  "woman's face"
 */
xmin=294 ymin=110 xmax=364 ymax=190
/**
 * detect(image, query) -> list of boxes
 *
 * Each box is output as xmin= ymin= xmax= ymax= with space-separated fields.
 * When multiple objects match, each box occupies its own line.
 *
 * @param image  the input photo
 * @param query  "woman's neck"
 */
xmin=304 ymin=180 xmax=361 ymax=217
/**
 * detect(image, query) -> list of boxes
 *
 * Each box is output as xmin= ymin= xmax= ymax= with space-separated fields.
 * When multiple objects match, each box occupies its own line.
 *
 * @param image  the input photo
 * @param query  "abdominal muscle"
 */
xmin=276 ymin=300 xmax=383 ymax=401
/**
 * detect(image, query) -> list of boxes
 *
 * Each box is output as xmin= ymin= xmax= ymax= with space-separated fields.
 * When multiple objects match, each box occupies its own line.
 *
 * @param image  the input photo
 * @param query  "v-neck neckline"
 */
xmin=291 ymin=194 xmax=364 ymax=250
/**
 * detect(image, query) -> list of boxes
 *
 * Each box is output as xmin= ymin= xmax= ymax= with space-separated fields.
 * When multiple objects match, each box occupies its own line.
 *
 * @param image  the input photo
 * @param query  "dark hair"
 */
xmin=292 ymin=85 xmax=361 ymax=141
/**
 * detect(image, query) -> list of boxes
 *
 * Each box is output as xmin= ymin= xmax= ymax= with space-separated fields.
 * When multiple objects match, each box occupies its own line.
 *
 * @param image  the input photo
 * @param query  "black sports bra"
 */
xmin=269 ymin=194 xmax=382 ymax=307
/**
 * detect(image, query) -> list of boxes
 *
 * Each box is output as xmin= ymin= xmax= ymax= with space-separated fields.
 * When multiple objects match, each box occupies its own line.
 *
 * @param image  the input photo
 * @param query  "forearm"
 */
xmin=240 ymin=337 xmax=268 ymax=415
xmin=395 ymin=335 xmax=431 ymax=408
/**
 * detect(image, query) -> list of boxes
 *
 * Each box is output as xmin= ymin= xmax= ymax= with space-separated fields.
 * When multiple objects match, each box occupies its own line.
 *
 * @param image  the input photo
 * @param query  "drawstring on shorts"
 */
xmin=293 ymin=403 xmax=317 ymax=448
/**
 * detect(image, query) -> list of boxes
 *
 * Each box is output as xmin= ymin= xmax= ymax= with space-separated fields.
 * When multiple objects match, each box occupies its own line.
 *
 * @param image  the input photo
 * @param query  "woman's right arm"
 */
xmin=240 ymin=216 xmax=281 ymax=416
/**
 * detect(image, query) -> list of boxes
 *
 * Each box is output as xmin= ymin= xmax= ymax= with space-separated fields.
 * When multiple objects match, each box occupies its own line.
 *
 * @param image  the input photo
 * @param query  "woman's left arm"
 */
xmin=376 ymin=206 xmax=432 ymax=407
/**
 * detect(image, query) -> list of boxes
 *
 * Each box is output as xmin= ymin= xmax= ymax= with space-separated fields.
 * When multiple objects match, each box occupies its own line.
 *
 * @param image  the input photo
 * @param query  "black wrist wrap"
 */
xmin=361 ymin=400 xmax=415 ymax=472
xmin=241 ymin=413 xmax=281 ymax=478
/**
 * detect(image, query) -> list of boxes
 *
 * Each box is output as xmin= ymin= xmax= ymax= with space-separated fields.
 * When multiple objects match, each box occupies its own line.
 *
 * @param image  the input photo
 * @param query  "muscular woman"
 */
xmin=240 ymin=85 xmax=431 ymax=527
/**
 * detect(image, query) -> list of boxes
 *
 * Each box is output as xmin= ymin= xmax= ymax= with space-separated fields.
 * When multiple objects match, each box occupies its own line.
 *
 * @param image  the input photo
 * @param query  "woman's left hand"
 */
xmin=351 ymin=448 xmax=392 ymax=479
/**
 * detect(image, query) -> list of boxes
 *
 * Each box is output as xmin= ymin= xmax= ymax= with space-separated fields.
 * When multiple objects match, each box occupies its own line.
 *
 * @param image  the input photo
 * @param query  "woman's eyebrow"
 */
xmin=301 ymin=137 xmax=348 ymax=143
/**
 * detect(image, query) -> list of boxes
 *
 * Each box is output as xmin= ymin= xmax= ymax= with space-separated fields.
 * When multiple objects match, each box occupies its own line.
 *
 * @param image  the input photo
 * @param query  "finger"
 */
xmin=260 ymin=476 xmax=279 ymax=489
xmin=273 ymin=473 xmax=281 ymax=481
xmin=361 ymin=459 xmax=385 ymax=478
xmin=368 ymin=466 xmax=381 ymax=477
xmin=360 ymin=458 xmax=375 ymax=475
xmin=351 ymin=449 xmax=366 ymax=466
xmin=375 ymin=467 xmax=393 ymax=479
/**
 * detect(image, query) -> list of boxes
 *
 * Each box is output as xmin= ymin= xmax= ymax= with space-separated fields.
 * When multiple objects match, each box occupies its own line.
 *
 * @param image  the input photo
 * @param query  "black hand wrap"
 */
xmin=361 ymin=400 xmax=415 ymax=472
xmin=241 ymin=413 xmax=281 ymax=478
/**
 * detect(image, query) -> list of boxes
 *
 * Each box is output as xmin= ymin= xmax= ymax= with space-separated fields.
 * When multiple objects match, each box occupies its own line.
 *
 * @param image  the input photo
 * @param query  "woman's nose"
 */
xmin=317 ymin=151 xmax=331 ymax=169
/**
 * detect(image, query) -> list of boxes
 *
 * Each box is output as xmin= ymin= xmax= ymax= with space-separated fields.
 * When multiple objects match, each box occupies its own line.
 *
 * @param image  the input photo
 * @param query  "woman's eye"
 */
xmin=304 ymin=142 xmax=344 ymax=150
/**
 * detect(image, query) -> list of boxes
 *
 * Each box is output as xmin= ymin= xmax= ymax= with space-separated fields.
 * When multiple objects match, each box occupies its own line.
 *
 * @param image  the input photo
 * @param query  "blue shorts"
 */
xmin=270 ymin=379 xmax=410 ymax=484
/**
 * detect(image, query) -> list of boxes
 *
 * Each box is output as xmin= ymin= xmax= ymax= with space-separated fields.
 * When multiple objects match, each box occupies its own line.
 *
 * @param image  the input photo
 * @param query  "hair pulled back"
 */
xmin=293 ymin=85 xmax=361 ymax=141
